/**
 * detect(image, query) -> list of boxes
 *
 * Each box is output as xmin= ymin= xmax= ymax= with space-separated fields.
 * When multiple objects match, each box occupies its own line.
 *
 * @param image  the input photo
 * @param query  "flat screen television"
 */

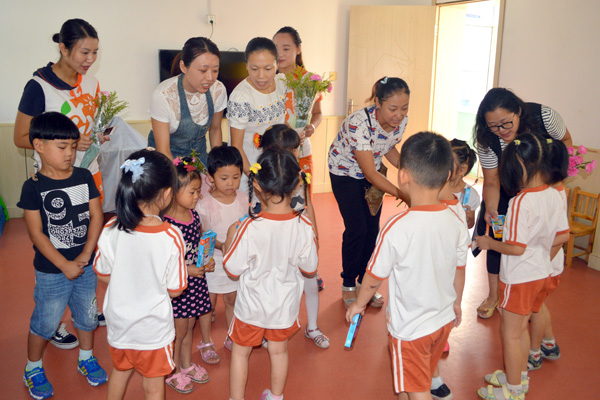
xmin=158 ymin=49 xmax=247 ymax=117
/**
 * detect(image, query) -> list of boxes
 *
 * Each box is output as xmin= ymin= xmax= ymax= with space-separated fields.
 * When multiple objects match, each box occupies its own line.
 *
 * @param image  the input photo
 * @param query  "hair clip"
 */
xmin=173 ymin=157 xmax=181 ymax=166
xmin=546 ymin=138 xmax=553 ymax=144
xmin=249 ymin=162 xmax=262 ymax=174
xmin=253 ymin=133 xmax=262 ymax=149
xmin=380 ymin=77 xmax=388 ymax=85
xmin=121 ymin=157 xmax=146 ymax=183
xmin=301 ymin=171 xmax=312 ymax=185
xmin=513 ymin=139 xmax=521 ymax=146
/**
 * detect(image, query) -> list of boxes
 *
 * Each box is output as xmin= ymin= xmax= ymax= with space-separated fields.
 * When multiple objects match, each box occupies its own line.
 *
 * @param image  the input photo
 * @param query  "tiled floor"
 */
xmin=0 ymin=193 xmax=598 ymax=399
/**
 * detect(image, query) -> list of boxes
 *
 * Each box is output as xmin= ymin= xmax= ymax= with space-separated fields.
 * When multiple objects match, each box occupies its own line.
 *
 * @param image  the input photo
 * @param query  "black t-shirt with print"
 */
xmin=18 ymin=167 xmax=100 ymax=273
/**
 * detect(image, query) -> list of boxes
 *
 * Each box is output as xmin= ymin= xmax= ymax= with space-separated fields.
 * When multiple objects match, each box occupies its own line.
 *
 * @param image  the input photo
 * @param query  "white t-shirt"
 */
xmin=93 ymin=219 xmax=188 ymax=350
xmin=150 ymin=76 xmax=227 ymax=133
xmin=223 ymin=211 xmax=318 ymax=329
xmin=227 ymin=76 xmax=287 ymax=190
xmin=478 ymin=105 xmax=566 ymax=170
xmin=196 ymin=190 xmax=247 ymax=293
xmin=500 ymin=185 xmax=570 ymax=284
xmin=328 ymin=105 xmax=407 ymax=179
xmin=441 ymin=196 xmax=468 ymax=230
xmin=551 ymin=184 xmax=568 ymax=277
xmin=367 ymin=203 xmax=470 ymax=341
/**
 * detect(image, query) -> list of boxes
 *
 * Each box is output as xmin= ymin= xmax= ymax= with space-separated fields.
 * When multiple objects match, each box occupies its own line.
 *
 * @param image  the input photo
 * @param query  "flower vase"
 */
xmin=79 ymin=128 xmax=103 ymax=169
xmin=292 ymin=93 xmax=317 ymax=130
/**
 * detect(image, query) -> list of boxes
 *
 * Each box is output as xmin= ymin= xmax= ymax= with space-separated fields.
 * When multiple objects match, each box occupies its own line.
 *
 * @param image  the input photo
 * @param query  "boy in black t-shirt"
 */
xmin=17 ymin=112 xmax=107 ymax=399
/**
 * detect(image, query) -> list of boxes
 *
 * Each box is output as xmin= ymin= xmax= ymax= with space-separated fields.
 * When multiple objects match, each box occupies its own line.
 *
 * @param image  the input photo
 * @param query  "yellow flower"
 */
xmin=305 ymin=172 xmax=312 ymax=185
xmin=249 ymin=163 xmax=262 ymax=174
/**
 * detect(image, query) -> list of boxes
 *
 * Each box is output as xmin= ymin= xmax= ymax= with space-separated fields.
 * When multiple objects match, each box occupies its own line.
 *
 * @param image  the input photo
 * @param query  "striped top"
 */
xmin=478 ymin=104 xmax=566 ymax=169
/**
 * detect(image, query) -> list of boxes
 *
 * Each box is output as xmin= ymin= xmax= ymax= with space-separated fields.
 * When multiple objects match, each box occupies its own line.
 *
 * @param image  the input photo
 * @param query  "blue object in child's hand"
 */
xmin=345 ymin=314 xmax=362 ymax=348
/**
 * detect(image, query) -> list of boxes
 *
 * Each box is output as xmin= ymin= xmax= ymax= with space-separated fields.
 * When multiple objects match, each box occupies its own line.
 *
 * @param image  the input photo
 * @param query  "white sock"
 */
xmin=26 ymin=359 xmax=43 ymax=372
xmin=79 ymin=349 xmax=93 ymax=361
xmin=521 ymin=370 xmax=528 ymax=381
xmin=529 ymin=349 xmax=541 ymax=357
xmin=542 ymin=337 xmax=556 ymax=347
xmin=303 ymin=275 xmax=319 ymax=331
xmin=506 ymin=383 xmax=523 ymax=395
xmin=431 ymin=375 xmax=444 ymax=390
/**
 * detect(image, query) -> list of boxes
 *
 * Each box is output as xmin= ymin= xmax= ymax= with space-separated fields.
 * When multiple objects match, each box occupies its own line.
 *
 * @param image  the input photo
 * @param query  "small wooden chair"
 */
xmin=565 ymin=186 xmax=600 ymax=268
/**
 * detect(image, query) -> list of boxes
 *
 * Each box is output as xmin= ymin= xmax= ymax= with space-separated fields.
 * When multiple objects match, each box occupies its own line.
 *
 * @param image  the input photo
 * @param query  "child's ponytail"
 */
xmin=248 ymin=162 xmax=261 ymax=219
xmin=544 ymin=137 xmax=568 ymax=185
xmin=450 ymin=138 xmax=477 ymax=176
xmin=499 ymin=133 xmax=547 ymax=196
xmin=115 ymin=149 xmax=176 ymax=232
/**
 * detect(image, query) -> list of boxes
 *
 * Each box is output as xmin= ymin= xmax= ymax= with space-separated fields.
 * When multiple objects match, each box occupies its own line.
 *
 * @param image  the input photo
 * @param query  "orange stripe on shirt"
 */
xmin=223 ymin=217 xmax=253 ymax=275
xmin=508 ymin=193 xmax=525 ymax=243
xmin=366 ymin=211 xmax=408 ymax=275
xmin=166 ymin=226 xmax=188 ymax=291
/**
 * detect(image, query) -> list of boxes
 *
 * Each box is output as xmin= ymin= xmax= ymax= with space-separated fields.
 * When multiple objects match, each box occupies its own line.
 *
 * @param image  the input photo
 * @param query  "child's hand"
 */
xmin=188 ymin=265 xmax=206 ymax=278
xmin=346 ymin=302 xmax=365 ymax=323
xmin=474 ymin=235 xmax=493 ymax=250
xmin=61 ymin=260 xmax=85 ymax=280
xmin=453 ymin=303 xmax=462 ymax=328
xmin=204 ymin=259 xmax=215 ymax=273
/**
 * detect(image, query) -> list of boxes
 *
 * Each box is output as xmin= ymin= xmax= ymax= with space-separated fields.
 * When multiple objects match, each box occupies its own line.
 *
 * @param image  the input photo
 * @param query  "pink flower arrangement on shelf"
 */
xmin=567 ymin=145 xmax=597 ymax=176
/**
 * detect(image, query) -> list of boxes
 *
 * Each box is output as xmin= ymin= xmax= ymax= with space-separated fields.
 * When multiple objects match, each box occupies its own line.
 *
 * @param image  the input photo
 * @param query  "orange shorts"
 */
xmin=298 ymin=155 xmax=313 ymax=197
xmin=548 ymin=274 xmax=561 ymax=293
xmin=228 ymin=317 xmax=300 ymax=347
xmin=388 ymin=322 xmax=453 ymax=393
xmin=499 ymin=277 xmax=550 ymax=315
xmin=109 ymin=343 xmax=175 ymax=378
xmin=92 ymin=171 xmax=104 ymax=205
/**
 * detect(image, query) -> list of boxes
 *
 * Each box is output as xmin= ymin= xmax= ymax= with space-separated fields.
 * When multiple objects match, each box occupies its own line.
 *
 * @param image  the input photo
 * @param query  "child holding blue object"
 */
xmin=449 ymin=139 xmax=480 ymax=229
xmin=163 ymin=156 xmax=215 ymax=393
xmin=18 ymin=112 xmax=107 ymax=399
xmin=347 ymin=132 xmax=470 ymax=400
xmin=475 ymin=133 xmax=569 ymax=400
xmin=224 ymin=148 xmax=318 ymax=400
xmin=196 ymin=146 xmax=247 ymax=352
xmin=94 ymin=149 xmax=188 ymax=400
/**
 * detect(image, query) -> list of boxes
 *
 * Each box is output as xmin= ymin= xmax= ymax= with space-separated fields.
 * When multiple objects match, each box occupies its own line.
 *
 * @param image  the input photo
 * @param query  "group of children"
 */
xmin=19 ymin=109 xmax=569 ymax=400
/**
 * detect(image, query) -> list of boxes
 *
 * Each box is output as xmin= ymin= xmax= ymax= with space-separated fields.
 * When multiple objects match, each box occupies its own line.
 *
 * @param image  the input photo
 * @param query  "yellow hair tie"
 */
xmin=249 ymin=162 xmax=262 ymax=174
xmin=304 ymin=172 xmax=312 ymax=185
xmin=514 ymin=139 xmax=521 ymax=145
xmin=547 ymin=138 xmax=553 ymax=144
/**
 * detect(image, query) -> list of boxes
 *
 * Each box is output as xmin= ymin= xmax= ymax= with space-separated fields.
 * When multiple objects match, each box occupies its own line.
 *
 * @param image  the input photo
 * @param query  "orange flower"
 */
xmin=253 ymin=133 xmax=261 ymax=148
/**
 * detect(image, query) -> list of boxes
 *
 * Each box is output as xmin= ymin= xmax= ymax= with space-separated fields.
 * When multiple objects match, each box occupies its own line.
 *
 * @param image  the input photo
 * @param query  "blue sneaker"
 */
xmin=23 ymin=367 xmax=54 ymax=399
xmin=541 ymin=343 xmax=561 ymax=360
xmin=77 ymin=357 xmax=108 ymax=386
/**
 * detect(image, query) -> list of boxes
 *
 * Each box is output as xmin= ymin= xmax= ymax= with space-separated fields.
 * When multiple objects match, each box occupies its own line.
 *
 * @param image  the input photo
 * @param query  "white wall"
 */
xmin=499 ymin=0 xmax=600 ymax=148
xmin=0 ymin=0 xmax=430 ymax=124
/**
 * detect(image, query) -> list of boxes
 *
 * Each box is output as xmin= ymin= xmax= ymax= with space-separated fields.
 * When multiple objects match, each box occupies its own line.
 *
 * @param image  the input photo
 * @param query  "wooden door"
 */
xmin=347 ymin=5 xmax=437 ymax=178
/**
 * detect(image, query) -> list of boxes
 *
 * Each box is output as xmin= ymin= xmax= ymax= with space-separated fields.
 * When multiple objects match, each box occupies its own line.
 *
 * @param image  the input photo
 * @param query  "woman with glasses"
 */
xmin=472 ymin=87 xmax=572 ymax=319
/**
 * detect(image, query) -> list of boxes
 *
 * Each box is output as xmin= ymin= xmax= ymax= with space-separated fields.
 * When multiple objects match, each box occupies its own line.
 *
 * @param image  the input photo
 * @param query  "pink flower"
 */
xmin=567 ymin=167 xmax=579 ymax=177
xmin=327 ymin=83 xmax=333 ymax=93
xmin=173 ymin=158 xmax=181 ymax=166
xmin=574 ymin=155 xmax=584 ymax=165
xmin=567 ymin=147 xmax=575 ymax=156
xmin=309 ymin=74 xmax=322 ymax=81
xmin=101 ymin=90 xmax=111 ymax=98
xmin=568 ymin=157 xmax=576 ymax=168
xmin=578 ymin=145 xmax=588 ymax=155
xmin=586 ymin=160 xmax=597 ymax=174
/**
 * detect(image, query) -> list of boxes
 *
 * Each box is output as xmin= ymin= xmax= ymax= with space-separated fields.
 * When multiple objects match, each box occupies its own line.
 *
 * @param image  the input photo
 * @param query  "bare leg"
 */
xmin=27 ymin=333 xmax=47 ymax=363
xmin=267 ymin=340 xmax=288 ymax=396
xmin=180 ymin=318 xmax=196 ymax=369
xmin=230 ymin=342 xmax=252 ymax=400
xmin=432 ymin=365 xmax=440 ymax=379
xmin=142 ymin=376 xmax=165 ymax=400
xmin=541 ymin=303 xmax=555 ymax=339
xmin=223 ymin=292 xmax=237 ymax=329
xmin=107 ymin=368 xmax=133 ymax=400
xmin=501 ymin=310 xmax=529 ymax=385
xmin=481 ymin=272 xmax=500 ymax=309
xmin=398 ymin=392 xmax=433 ymax=400
xmin=76 ymin=328 xmax=94 ymax=351
xmin=173 ymin=318 xmax=189 ymax=372
xmin=209 ymin=293 xmax=218 ymax=322
xmin=529 ymin=307 xmax=545 ymax=351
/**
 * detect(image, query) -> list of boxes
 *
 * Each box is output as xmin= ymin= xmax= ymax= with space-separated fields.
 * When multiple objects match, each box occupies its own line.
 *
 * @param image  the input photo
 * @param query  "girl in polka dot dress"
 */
xmin=163 ymin=156 xmax=216 ymax=394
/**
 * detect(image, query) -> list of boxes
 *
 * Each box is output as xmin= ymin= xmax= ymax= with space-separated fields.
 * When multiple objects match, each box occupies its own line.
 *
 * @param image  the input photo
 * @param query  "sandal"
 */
xmin=341 ymin=285 xmax=357 ymax=309
xmin=477 ymin=300 xmax=499 ymax=319
xmin=305 ymin=328 xmax=330 ymax=349
xmin=224 ymin=336 xmax=233 ymax=352
xmin=485 ymin=370 xmax=529 ymax=393
xmin=166 ymin=371 xmax=193 ymax=394
xmin=477 ymin=384 xmax=524 ymax=400
xmin=197 ymin=342 xmax=220 ymax=364
xmin=261 ymin=338 xmax=268 ymax=349
xmin=180 ymin=363 xmax=209 ymax=384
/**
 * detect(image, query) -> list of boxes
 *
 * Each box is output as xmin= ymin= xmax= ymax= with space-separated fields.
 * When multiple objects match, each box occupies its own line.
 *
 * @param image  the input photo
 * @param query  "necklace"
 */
xmin=143 ymin=214 xmax=162 ymax=222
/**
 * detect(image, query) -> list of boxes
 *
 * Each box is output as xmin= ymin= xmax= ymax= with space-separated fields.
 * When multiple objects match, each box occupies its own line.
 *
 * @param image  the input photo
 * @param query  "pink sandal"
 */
xmin=166 ymin=371 xmax=193 ymax=394
xmin=305 ymin=328 xmax=330 ymax=349
xmin=197 ymin=342 xmax=220 ymax=364
xmin=224 ymin=336 xmax=233 ymax=352
xmin=180 ymin=363 xmax=209 ymax=384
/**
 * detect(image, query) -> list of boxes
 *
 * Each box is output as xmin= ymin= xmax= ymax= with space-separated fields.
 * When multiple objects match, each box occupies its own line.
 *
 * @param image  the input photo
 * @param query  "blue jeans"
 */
xmin=30 ymin=265 xmax=98 ymax=340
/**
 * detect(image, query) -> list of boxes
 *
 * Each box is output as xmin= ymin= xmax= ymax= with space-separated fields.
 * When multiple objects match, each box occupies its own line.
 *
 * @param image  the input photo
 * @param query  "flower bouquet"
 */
xmin=567 ymin=145 xmax=597 ymax=177
xmin=283 ymin=66 xmax=333 ymax=131
xmin=80 ymin=91 xmax=129 ymax=169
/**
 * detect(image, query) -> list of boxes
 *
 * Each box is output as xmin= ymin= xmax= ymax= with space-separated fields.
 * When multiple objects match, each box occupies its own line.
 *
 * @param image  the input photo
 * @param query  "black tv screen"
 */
xmin=158 ymin=50 xmax=248 ymax=117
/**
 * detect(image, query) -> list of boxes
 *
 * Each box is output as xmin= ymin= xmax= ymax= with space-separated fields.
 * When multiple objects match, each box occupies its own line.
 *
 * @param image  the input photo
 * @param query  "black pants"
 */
xmin=330 ymin=173 xmax=382 ymax=287
xmin=473 ymin=186 xmax=512 ymax=274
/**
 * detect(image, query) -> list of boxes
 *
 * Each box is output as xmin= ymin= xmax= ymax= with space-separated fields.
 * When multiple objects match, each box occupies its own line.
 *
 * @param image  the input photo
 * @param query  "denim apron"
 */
xmin=148 ymin=74 xmax=214 ymax=166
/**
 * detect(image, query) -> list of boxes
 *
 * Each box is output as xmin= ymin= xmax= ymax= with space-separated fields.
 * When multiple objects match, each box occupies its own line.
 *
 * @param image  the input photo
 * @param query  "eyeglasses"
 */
xmin=487 ymin=116 xmax=515 ymax=133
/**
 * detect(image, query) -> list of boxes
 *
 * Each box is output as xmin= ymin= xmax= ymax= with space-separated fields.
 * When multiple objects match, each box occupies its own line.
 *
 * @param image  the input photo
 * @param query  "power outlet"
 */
xmin=207 ymin=15 xmax=216 ymax=25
